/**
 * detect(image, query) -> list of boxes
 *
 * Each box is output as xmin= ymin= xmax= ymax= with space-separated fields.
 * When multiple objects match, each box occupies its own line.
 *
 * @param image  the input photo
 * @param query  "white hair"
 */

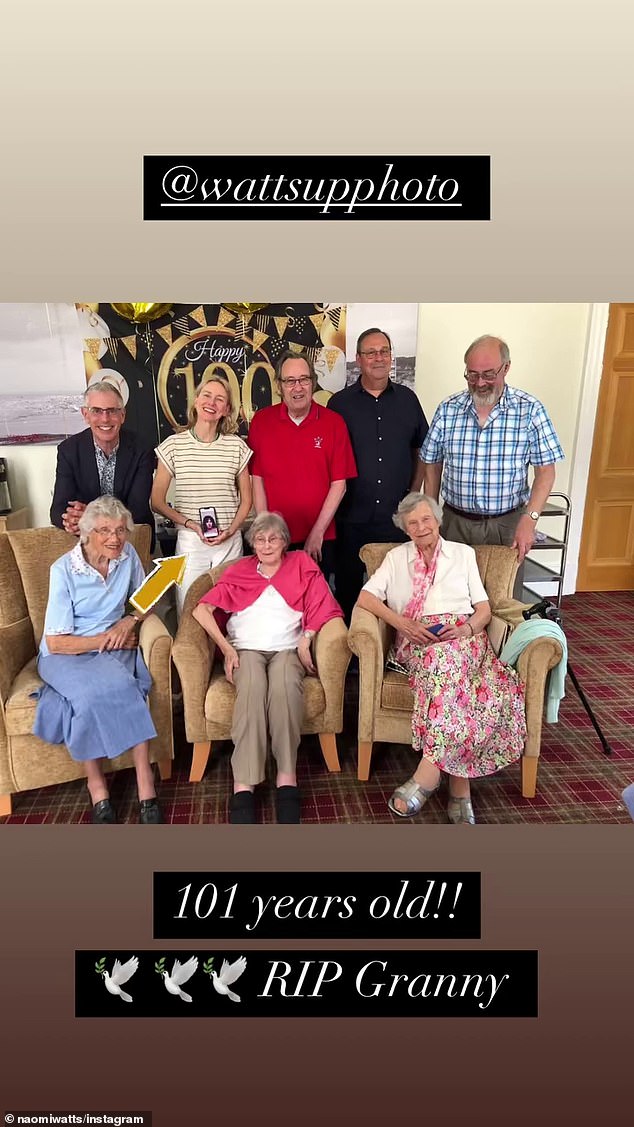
xmin=392 ymin=492 xmax=442 ymax=531
xmin=78 ymin=496 xmax=133 ymax=543
xmin=83 ymin=382 xmax=124 ymax=407
xmin=245 ymin=511 xmax=291 ymax=548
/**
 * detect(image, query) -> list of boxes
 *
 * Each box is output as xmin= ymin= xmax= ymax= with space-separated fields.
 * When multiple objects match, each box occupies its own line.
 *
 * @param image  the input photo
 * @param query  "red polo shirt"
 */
xmin=247 ymin=400 xmax=357 ymax=542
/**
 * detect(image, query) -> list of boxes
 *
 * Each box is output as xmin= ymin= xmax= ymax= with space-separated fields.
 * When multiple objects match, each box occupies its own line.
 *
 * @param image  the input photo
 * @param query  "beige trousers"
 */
xmin=230 ymin=649 xmax=305 ymax=786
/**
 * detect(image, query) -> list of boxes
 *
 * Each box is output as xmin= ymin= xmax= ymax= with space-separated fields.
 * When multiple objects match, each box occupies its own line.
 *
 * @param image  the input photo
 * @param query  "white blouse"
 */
xmin=362 ymin=538 xmax=488 ymax=616
xmin=226 ymin=585 xmax=303 ymax=652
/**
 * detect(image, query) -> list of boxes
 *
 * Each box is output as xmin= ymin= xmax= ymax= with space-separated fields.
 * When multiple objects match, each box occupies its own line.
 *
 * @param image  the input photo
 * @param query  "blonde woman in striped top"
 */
xmin=152 ymin=377 xmax=253 ymax=613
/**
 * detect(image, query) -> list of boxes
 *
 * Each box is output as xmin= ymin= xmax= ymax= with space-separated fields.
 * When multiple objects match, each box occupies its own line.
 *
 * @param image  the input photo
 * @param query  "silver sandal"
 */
xmin=388 ymin=777 xmax=439 ymax=818
xmin=447 ymin=797 xmax=476 ymax=825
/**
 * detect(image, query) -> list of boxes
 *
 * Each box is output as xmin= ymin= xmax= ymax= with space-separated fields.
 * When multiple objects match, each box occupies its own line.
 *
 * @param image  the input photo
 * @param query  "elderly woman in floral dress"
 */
xmin=356 ymin=492 xmax=526 ymax=824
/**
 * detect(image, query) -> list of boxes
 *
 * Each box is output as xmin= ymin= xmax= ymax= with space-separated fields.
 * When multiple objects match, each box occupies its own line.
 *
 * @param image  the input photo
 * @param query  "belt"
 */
xmin=443 ymin=502 xmax=522 ymax=522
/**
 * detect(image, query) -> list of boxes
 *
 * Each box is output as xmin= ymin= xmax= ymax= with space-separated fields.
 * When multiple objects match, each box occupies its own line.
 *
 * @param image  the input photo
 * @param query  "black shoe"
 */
xmin=275 ymin=785 xmax=301 ymax=824
xmin=139 ymin=798 xmax=164 ymax=824
xmin=92 ymin=798 xmax=117 ymax=824
xmin=229 ymin=791 xmax=256 ymax=824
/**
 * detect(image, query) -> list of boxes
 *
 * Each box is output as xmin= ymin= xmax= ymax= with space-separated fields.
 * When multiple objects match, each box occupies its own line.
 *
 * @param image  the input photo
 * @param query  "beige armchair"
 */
xmin=348 ymin=543 xmax=564 ymax=798
xmin=0 ymin=526 xmax=173 ymax=818
xmin=172 ymin=563 xmax=351 ymax=783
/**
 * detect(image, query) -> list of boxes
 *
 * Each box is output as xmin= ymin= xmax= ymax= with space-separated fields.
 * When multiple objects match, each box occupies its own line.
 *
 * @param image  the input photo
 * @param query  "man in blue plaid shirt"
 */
xmin=421 ymin=335 xmax=564 ymax=567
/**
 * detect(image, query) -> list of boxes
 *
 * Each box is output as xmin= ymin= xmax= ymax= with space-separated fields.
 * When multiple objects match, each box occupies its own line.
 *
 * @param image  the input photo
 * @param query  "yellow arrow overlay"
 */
xmin=130 ymin=555 xmax=187 ymax=614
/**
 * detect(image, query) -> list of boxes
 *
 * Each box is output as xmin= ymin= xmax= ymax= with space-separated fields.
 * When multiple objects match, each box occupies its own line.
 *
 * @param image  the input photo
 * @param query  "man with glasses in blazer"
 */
xmin=50 ymin=376 xmax=156 ymax=547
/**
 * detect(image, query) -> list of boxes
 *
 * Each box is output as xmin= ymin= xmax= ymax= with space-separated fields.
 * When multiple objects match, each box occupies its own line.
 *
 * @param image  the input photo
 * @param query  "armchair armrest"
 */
xmin=139 ymin=612 xmax=171 ymax=674
xmin=0 ymin=618 xmax=37 ymax=794
xmin=313 ymin=617 xmax=350 ymax=731
xmin=348 ymin=605 xmax=392 ymax=745
xmin=489 ymin=598 xmax=532 ymax=629
xmin=516 ymin=637 xmax=564 ymax=761
xmin=0 ymin=618 xmax=35 ymax=706
xmin=172 ymin=609 xmax=214 ymax=744
xmin=138 ymin=613 xmax=173 ymax=763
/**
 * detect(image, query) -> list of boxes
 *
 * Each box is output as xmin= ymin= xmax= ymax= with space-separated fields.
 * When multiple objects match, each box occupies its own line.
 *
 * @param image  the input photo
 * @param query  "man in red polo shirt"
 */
xmin=247 ymin=350 xmax=357 ymax=578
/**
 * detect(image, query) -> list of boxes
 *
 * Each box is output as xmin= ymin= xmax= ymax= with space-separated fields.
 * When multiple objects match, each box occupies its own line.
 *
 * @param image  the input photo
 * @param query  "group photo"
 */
xmin=0 ymin=301 xmax=632 ymax=825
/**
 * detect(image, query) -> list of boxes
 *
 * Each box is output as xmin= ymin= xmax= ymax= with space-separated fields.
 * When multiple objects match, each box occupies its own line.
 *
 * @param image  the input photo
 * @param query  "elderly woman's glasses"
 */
xmin=254 ymin=534 xmax=283 ymax=546
xmin=93 ymin=526 xmax=127 ymax=538
xmin=86 ymin=407 xmax=124 ymax=417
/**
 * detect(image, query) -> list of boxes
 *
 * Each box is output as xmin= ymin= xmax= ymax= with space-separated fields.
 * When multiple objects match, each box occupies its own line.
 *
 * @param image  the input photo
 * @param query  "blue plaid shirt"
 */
xmin=420 ymin=385 xmax=564 ymax=514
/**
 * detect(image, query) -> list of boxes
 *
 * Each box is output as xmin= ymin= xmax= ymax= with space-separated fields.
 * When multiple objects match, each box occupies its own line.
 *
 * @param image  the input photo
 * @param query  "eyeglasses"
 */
xmin=359 ymin=347 xmax=391 ymax=359
xmin=280 ymin=377 xmax=312 ymax=387
xmin=254 ymin=534 xmax=284 ymax=546
xmin=93 ymin=526 xmax=127 ymax=538
xmin=464 ymin=362 xmax=506 ymax=383
xmin=86 ymin=407 xmax=123 ymax=417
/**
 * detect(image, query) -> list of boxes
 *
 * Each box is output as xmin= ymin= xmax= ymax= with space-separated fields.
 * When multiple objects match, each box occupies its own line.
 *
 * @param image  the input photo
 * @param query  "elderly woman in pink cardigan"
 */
xmin=193 ymin=511 xmax=343 ymax=824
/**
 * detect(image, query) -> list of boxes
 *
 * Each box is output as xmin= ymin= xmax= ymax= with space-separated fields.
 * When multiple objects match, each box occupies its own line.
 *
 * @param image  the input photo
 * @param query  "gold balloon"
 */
xmin=223 ymin=302 xmax=269 ymax=316
xmin=111 ymin=303 xmax=172 ymax=323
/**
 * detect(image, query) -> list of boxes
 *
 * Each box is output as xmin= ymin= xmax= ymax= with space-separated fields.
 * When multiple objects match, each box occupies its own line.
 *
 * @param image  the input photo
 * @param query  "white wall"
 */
xmin=0 ymin=443 xmax=58 ymax=527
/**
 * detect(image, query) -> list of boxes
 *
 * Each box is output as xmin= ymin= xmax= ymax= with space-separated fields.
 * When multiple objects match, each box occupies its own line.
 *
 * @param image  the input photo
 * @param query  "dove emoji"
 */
xmin=103 ymin=957 xmax=139 ymax=1003
xmin=211 ymin=956 xmax=247 ymax=1003
xmin=162 ymin=956 xmax=199 ymax=1002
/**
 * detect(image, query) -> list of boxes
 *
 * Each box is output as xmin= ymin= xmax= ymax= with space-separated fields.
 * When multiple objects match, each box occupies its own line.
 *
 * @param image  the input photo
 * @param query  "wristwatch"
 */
xmin=528 ymin=510 xmax=540 ymax=521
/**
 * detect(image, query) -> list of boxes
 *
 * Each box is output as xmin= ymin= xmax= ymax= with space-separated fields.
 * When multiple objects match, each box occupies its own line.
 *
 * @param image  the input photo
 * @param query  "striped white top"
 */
xmin=156 ymin=430 xmax=252 ymax=529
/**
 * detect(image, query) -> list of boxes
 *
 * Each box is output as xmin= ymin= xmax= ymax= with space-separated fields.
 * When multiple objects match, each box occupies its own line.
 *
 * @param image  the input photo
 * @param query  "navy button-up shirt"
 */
xmin=328 ymin=379 xmax=428 ymax=523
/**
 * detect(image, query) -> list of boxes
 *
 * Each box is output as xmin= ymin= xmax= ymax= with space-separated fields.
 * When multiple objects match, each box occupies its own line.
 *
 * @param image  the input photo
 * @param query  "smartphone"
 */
xmin=199 ymin=505 xmax=219 ymax=540
xmin=427 ymin=623 xmax=445 ymax=636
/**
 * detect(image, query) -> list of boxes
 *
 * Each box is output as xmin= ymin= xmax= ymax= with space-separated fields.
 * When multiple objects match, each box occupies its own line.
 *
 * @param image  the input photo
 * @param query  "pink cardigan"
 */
xmin=198 ymin=550 xmax=344 ymax=633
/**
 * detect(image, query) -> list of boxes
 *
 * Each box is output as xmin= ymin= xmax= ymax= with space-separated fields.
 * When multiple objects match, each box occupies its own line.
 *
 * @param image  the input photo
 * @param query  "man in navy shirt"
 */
xmin=328 ymin=328 xmax=429 ymax=621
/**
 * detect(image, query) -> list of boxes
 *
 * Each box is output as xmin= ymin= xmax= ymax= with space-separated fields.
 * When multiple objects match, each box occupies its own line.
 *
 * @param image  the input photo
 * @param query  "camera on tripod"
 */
xmin=522 ymin=599 xmax=563 ymax=626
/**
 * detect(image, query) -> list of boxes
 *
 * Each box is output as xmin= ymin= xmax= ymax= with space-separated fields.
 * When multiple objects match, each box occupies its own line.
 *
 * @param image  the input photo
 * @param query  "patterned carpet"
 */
xmin=3 ymin=590 xmax=634 ymax=825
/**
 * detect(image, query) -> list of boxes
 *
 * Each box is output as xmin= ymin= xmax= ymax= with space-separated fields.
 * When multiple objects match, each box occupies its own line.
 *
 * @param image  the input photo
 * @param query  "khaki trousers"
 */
xmin=441 ymin=506 xmax=525 ymax=599
xmin=231 ymin=649 xmax=305 ymax=786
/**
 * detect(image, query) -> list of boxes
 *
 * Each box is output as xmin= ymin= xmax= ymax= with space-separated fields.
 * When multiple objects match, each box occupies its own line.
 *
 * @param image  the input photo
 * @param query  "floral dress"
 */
xmin=391 ymin=542 xmax=526 ymax=779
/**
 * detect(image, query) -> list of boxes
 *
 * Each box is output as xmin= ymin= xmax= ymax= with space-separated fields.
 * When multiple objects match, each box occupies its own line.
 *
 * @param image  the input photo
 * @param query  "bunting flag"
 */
xmin=251 ymin=329 xmax=269 ymax=353
xmin=255 ymin=313 xmax=269 ymax=333
xmin=287 ymin=341 xmax=304 ymax=355
xmin=324 ymin=347 xmax=340 ymax=372
xmin=84 ymin=338 xmax=101 ymax=360
xmin=172 ymin=316 xmax=191 ymax=335
xmin=189 ymin=305 xmax=207 ymax=327
xmin=327 ymin=306 xmax=342 ymax=330
xmin=304 ymin=345 xmax=322 ymax=363
xmin=155 ymin=325 xmax=173 ymax=348
xmin=105 ymin=336 xmax=119 ymax=361
xmin=216 ymin=307 xmax=235 ymax=329
xmin=309 ymin=313 xmax=326 ymax=335
xmin=120 ymin=335 xmax=137 ymax=360
xmin=235 ymin=314 xmax=253 ymax=337
xmin=273 ymin=316 xmax=289 ymax=338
